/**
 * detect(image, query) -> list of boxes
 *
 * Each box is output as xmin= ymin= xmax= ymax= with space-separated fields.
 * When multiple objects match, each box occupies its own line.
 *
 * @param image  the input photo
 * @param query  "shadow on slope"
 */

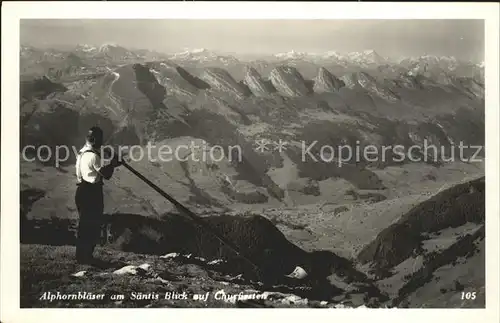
xmin=20 ymin=210 xmax=385 ymax=303
xmin=392 ymin=225 xmax=484 ymax=307
xmin=21 ymin=100 xmax=141 ymax=166
xmin=175 ymin=66 xmax=211 ymax=90
xmin=20 ymin=76 xmax=67 ymax=101
xmin=286 ymin=120 xmax=386 ymax=190
xmin=103 ymin=212 xmax=386 ymax=302
xmin=357 ymin=176 xmax=485 ymax=271
xmin=181 ymin=109 xmax=285 ymax=201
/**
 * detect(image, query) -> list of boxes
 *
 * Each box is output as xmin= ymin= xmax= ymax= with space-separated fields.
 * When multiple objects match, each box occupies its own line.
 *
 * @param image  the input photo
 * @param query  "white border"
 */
xmin=2 ymin=2 xmax=499 ymax=323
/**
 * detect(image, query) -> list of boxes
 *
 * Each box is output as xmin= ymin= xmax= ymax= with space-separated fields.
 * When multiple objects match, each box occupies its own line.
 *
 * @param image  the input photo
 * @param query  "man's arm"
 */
xmin=97 ymin=164 xmax=115 ymax=180
xmin=91 ymin=154 xmax=121 ymax=180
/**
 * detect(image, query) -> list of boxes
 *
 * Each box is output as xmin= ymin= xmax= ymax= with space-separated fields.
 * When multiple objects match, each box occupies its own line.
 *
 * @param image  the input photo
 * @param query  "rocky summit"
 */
xmin=313 ymin=67 xmax=345 ymax=93
xmin=269 ymin=65 xmax=311 ymax=97
xmin=202 ymin=67 xmax=249 ymax=100
xmin=146 ymin=61 xmax=200 ymax=99
xmin=243 ymin=67 xmax=275 ymax=97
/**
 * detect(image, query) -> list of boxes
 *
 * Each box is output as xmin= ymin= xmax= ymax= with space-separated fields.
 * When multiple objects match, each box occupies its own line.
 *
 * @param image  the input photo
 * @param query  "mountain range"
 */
xmin=19 ymin=43 xmax=485 ymax=308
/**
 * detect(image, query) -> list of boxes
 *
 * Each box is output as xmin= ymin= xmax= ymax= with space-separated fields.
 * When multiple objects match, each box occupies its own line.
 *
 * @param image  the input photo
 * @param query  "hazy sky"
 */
xmin=20 ymin=19 xmax=484 ymax=62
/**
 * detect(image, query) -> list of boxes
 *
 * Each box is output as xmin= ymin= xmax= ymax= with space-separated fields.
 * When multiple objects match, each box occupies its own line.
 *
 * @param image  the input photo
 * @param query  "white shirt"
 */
xmin=75 ymin=143 xmax=103 ymax=184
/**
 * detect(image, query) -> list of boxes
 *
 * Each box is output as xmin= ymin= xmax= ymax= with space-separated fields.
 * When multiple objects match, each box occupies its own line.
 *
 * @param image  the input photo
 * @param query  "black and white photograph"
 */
xmin=1 ymin=1 xmax=499 ymax=321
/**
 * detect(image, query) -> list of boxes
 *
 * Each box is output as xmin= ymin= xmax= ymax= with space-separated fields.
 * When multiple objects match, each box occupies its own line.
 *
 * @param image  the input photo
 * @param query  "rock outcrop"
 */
xmin=202 ymin=67 xmax=249 ymax=100
xmin=339 ymin=73 xmax=358 ymax=89
xmin=356 ymin=72 xmax=400 ymax=102
xmin=398 ymin=73 xmax=422 ymax=89
xmin=313 ymin=67 xmax=345 ymax=93
xmin=455 ymin=77 xmax=484 ymax=98
xmin=147 ymin=62 xmax=199 ymax=99
xmin=243 ymin=67 xmax=275 ymax=97
xmin=269 ymin=66 xmax=310 ymax=97
xmin=408 ymin=64 xmax=456 ymax=86
xmin=340 ymin=72 xmax=399 ymax=102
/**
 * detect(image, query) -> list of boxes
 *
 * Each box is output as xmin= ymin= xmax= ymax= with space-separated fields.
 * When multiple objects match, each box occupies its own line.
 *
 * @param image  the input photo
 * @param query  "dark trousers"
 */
xmin=75 ymin=181 xmax=104 ymax=261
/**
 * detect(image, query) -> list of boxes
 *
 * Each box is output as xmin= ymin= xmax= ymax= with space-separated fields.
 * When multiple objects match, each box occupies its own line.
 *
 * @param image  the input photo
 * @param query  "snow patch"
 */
xmin=160 ymin=252 xmax=179 ymax=259
xmin=71 ymin=271 xmax=87 ymax=277
xmin=113 ymin=263 xmax=151 ymax=275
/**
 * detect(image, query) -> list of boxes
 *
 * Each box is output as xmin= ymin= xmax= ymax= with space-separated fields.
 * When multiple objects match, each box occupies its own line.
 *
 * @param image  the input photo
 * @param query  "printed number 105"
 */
xmin=461 ymin=292 xmax=477 ymax=300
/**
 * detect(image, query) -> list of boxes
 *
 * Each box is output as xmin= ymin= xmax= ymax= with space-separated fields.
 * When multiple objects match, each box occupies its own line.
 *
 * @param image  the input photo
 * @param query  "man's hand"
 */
xmin=102 ymin=147 xmax=127 ymax=168
xmin=110 ymin=154 xmax=123 ymax=167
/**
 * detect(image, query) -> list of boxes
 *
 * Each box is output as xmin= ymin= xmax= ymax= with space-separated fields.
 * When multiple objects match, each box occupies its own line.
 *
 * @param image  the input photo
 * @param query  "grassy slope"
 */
xmin=21 ymin=244 xmax=242 ymax=308
xmin=20 ymin=244 xmax=366 ymax=309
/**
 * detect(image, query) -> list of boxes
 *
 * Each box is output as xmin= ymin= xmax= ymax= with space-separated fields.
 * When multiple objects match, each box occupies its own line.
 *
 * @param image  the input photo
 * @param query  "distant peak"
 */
xmin=98 ymin=43 xmax=127 ymax=52
xmin=175 ymin=48 xmax=211 ymax=55
xmin=75 ymin=44 xmax=97 ymax=53
xmin=274 ymin=50 xmax=308 ymax=59
xmin=189 ymin=48 xmax=208 ymax=54
xmin=101 ymin=42 xmax=119 ymax=48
